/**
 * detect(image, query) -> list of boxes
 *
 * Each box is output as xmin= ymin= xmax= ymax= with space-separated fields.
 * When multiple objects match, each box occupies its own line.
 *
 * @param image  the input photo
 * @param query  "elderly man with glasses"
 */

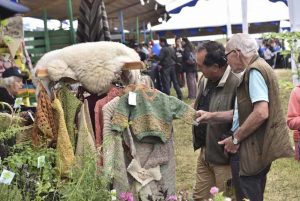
xmin=192 ymin=41 xmax=240 ymax=201
xmin=196 ymin=33 xmax=293 ymax=201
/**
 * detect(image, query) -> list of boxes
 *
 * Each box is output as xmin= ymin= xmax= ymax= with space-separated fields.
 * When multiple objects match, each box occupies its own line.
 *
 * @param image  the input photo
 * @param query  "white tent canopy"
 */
xmin=152 ymin=0 xmax=289 ymax=31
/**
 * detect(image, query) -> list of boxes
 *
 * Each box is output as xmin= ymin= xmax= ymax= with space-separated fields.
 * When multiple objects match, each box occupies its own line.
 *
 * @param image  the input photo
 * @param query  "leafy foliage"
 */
xmin=0 ymin=145 xmax=59 ymax=201
xmin=0 ymin=184 xmax=30 ymax=201
xmin=61 ymin=152 xmax=111 ymax=201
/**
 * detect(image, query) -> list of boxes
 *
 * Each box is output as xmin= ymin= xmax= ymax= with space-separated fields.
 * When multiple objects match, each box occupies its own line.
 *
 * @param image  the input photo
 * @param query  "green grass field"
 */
xmin=172 ymin=69 xmax=300 ymax=200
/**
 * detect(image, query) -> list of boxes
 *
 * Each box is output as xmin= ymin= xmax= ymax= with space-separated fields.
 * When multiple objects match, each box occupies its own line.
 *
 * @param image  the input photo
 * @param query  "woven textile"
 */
xmin=75 ymin=100 xmax=97 ymax=161
xmin=94 ymin=87 xmax=122 ymax=147
xmin=52 ymin=99 xmax=75 ymax=177
xmin=111 ymin=85 xmax=196 ymax=143
xmin=77 ymin=0 xmax=111 ymax=42
xmin=32 ymin=87 xmax=57 ymax=147
xmin=57 ymin=85 xmax=82 ymax=150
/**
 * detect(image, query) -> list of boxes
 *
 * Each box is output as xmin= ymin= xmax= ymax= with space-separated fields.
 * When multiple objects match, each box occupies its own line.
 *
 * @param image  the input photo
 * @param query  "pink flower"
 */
xmin=120 ymin=192 xmax=134 ymax=201
xmin=167 ymin=195 xmax=177 ymax=201
xmin=210 ymin=186 xmax=219 ymax=196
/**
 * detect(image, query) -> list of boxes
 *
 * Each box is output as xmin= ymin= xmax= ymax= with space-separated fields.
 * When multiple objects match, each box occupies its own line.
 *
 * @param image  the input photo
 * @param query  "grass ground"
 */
xmin=172 ymin=69 xmax=300 ymax=200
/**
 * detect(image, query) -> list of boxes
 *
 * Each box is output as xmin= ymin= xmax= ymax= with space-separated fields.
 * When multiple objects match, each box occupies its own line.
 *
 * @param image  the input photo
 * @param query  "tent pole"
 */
xmin=226 ymin=0 xmax=232 ymax=39
xmin=143 ymin=22 xmax=147 ymax=43
xmin=136 ymin=16 xmax=140 ymax=43
xmin=119 ymin=11 xmax=125 ymax=43
xmin=241 ymin=0 xmax=248 ymax=34
xmin=43 ymin=9 xmax=50 ymax=52
xmin=288 ymin=0 xmax=300 ymax=84
xmin=67 ymin=0 xmax=75 ymax=44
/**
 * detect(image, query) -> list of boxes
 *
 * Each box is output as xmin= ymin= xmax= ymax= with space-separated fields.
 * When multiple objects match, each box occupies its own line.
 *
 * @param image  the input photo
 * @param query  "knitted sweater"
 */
xmin=52 ymin=99 xmax=75 ymax=177
xmin=94 ymin=87 xmax=121 ymax=147
xmin=102 ymin=96 xmax=130 ymax=193
xmin=75 ymin=100 xmax=97 ymax=162
xmin=111 ymin=86 xmax=196 ymax=143
xmin=32 ymin=86 xmax=57 ymax=147
xmin=57 ymin=85 xmax=82 ymax=150
xmin=287 ymin=84 xmax=300 ymax=137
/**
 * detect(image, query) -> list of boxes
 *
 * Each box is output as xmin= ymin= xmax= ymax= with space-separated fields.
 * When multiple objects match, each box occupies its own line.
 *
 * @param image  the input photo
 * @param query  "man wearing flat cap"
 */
xmin=0 ymin=66 xmax=27 ymax=109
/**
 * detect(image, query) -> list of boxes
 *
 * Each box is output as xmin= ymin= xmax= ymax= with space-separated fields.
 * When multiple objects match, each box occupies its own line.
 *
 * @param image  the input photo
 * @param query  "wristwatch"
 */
xmin=232 ymin=134 xmax=239 ymax=145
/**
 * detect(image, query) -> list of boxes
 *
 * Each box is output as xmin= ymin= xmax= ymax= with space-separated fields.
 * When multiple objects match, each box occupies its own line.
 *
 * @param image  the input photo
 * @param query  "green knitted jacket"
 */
xmin=111 ymin=87 xmax=196 ymax=143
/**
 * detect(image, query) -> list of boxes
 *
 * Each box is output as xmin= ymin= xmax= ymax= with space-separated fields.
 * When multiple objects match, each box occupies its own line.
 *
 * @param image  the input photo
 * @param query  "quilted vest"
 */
xmin=237 ymin=57 xmax=293 ymax=176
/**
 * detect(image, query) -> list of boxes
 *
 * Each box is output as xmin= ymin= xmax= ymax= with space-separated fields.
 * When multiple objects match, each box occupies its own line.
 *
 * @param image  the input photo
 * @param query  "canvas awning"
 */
xmin=152 ymin=0 xmax=289 ymax=35
xmin=21 ymin=0 xmax=165 ymax=31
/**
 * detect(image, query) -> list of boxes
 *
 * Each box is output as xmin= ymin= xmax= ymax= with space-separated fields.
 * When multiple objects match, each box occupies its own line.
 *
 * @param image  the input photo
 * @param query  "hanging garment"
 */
xmin=122 ymin=124 xmax=177 ymax=200
xmin=32 ymin=86 xmax=57 ymax=147
xmin=85 ymin=93 xmax=107 ymax=134
xmin=94 ymin=86 xmax=122 ymax=147
xmin=75 ymin=100 xmax=97 ymax=160
xmin=57 ymin=85 xmax=82 ymax=150
xmin=76 ymin=0 xmax=111 ymax=42
xmin=102 ymin=96 xmax=130 ymax=193
xmin=52 ymin=98 xmax=75 ymax=177
xmin=111 ymin=85 xmax=196 ymax=143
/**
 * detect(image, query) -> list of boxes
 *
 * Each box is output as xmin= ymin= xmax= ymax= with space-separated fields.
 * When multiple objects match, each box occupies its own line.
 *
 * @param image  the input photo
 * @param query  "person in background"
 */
xmin=133 ymin=43 xmax=147 ymax=62
xmin=0 ymin=67 xmax=26 ymax=112
xmin=196 ymin=33 xmax=293 ymax=201
xmin=182 ymin=37 xmax=197 ymax=100
xmin=174 ymin=37 xmax=185 ymax=88
xmin=287 ymin=84 xmax=300 ymax=161
xmin=192 ymin=41 xmax=240 ymax=200
xmin=158 ymin=37 xmax=183 ymax=100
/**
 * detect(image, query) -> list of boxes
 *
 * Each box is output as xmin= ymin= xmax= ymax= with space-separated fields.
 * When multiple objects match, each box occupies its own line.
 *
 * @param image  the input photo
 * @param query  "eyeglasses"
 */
xmin=223 ymin=50 xmax=236 ymax=62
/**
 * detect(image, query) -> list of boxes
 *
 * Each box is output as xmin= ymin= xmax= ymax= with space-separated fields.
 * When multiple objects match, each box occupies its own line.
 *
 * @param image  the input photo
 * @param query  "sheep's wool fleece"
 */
xmin=34 ymin=41 xmax=141 ymax=94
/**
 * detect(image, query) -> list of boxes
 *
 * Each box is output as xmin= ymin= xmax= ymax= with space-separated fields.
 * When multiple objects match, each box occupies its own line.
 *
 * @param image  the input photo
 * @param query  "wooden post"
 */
xmin=43 ymin=9 xmax=50 ymax=52
xmin=136 ymin=16 xmax=140 ymax=43
xmin=67 ymin=0 xmax=76 ymax=44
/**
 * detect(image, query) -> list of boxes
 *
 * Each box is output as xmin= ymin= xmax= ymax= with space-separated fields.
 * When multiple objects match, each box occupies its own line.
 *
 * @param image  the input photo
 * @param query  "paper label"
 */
xmin=0 ymin=170 xmax=15 ymax=185
xmin=111 ymin=189 xmax=117 ymax=201
xmin=37 ymin=156 xmax=46 ymax=168
xmin=128 ymin=92 xmax=137 ymax=106
xmin=13 ymin=97 xmax=23 ymax=109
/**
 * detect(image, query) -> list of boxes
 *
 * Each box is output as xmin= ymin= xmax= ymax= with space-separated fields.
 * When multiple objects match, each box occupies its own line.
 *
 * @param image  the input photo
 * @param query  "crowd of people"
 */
xmin=258 ymin=38 xmax=285 ymax=68
xmin=132 ymin=37 xmax=198 ymax=101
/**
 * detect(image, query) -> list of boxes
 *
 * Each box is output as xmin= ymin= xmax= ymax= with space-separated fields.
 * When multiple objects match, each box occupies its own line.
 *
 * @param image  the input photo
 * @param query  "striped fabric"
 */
xmin=77 ymin=0 xmax=111 ymax=43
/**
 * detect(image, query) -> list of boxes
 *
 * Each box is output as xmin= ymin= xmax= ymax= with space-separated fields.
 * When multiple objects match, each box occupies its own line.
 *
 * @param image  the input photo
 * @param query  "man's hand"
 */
xmin=218 ymin=136 xmax=240 ymax=153
xmin=196 ymin=110 xmax=212 ymax=123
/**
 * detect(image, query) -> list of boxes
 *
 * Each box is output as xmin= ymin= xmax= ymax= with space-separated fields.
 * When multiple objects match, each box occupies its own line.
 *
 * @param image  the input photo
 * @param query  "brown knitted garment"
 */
xmin=32 ymin=87 xmax=57 ymax=147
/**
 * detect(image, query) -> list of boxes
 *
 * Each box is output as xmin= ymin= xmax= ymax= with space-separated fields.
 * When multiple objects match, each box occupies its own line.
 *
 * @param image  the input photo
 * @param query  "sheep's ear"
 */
xmin=122 ymin=61 xmax=145 ymax=71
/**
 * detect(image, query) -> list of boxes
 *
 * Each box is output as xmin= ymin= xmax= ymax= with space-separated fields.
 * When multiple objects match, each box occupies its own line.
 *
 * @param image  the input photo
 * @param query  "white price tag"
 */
xmin=13 ymin=98 xmax=23 ymax=109
xmin=128 ymin=92 xmax=137 ymax=106
xmin=111 ymin=189 xmax=117 ymax=201
xmin=37 ymin=156 xmax=46 ymax=168
xmin=0 ymin=169 xmax=15 ymax=185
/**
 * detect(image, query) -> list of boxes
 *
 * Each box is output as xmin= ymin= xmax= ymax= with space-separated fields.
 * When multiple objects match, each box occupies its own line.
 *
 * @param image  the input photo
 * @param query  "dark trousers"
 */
xmin=230 ymin=153 xmax=271 ymax=201
xmin=160 ymin=66 xmax=183 ymax=99
xmin=150 ymin=63 xmax=162 ymax=91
